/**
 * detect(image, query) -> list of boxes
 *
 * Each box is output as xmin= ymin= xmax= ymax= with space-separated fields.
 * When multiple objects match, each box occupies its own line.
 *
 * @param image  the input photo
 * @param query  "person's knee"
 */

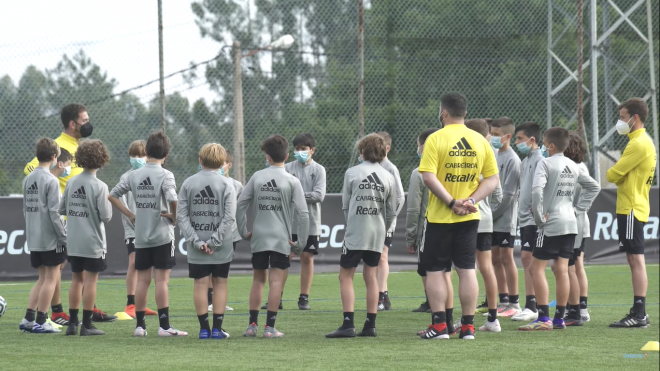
xmin=628 ymin=254 xmax=645 ymax=270
xmin=501 ymin=250 xmax=514 ymax=265
xmin=491 ymin=251 xmax=501 ymax=265
xmin=300 ymin=253 xmax=314 ymax=265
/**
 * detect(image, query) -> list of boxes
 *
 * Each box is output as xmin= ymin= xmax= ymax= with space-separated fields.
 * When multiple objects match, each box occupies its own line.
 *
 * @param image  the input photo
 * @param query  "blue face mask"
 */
xmin=130 ymin=158 xmax=146 ymax=170
xmin=294 ymin=151 xmax=310 ymax=163
xmin=490 ymin=136 xmax=503 ymax=149
xmin=358 ymin=156 xmax=364 ymax=164
xmin=265 ymin=161 xmax=271 ymax=168
xmin=60 ymin=166 xmax=71 ymax=178
xmin=516 ymin=139 xmax=532 ymax=155
xmin=541 ymin=145 xmax=549 ymax=158
xmin=219 ymin=167 xmax=226 ymax=177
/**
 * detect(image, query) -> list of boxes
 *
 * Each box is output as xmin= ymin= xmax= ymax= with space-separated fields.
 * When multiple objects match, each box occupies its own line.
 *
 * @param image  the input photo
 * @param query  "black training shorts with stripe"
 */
xmin=617 ymin=211 xmax=645 ymax=255
xmin=420 ymin=219 xmax=479 ymax=271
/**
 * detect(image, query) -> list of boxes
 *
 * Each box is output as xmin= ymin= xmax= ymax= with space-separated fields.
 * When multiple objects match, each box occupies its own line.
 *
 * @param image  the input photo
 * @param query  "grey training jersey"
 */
xmin=478 ymin=179 xmax=503 ymax=234
xmin=492 ymin=147 xmax=521 ymax=234
xmin=22 ymin=167 xmax=66 ymax=251
xmin=229 ymin=177 xmax=244 ymax=243
xmin=177 ymin=170 xmax=236 ymax=265
xmin=342 ymin=161 xmax=397 ymax=252
xmin=118 ymin=169 xmax=137 ymax=239
xmin=236 ymin=167 xmax=309 ymax=256
xmin=59 ymin=171 xmax=112 ymax=258
xmin=380 ymin=158 xmax=405 ymax=235
xmin=573 ymin=162 xmax=593 ymax=248
xmin=110 ymin=163 xmax=177 ymax=249
xmin=405 ymin=168 xmax=428 ymax=247
xmin=285 ymin=160 xmax=326 ymax=236
xmin=532 ymin=154 xmax=600 ymax=236
xmin=518 ymin=148 xmax=544 ymax=228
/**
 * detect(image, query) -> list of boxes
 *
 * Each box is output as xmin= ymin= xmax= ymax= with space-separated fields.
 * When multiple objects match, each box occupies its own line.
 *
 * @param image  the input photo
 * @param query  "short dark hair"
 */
xmin=565 ymin=131 xmax=587 ymax=164
xmin=618 ymin=98 xmax=648 ymax=123
xmin=515 ymin=122 xmax=541 ymax=144
xmin=358 ymin=134 xmax=387 ymax=163
xmin=441 ymin=92 xmax=467 ymax=118
xmin=36 ymin=138 xmax=60 ymax=162
xmin=146 ymin=130 xmax=171 ymax=159
xmin=491 ymin=117 xmax=515 ymax=135
xmin=376 ymin=132 xmax=392 ymax=147
xmin=418 ymin=128 xmax=439 ymax=145
xmin=75 ymin=139 xmax=110 ymax=169
xmin=60 ymin=103 xmax=87 ymax=129
xmin=260 ymin=135 xmax=289 ymax=163
xmin=57 ymin=148 xmax=72 ymax=164
xmin=543 ymin=127 xmax=570 ymax=152
xmin=465 ymin=119 xmax=489 ymax=138
xmin=292 ymin=133 xmax=315 ymax=149
xmin=225 ymin=149 xmax=233 ymax=163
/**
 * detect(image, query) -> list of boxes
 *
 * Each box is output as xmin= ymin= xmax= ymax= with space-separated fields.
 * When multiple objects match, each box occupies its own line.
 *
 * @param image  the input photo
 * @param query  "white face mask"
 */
xmin=615 ymin=117 xmax=634 ymax=135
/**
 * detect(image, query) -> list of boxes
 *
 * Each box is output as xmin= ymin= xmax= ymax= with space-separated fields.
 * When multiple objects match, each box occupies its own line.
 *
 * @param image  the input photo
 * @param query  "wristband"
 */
xmin=448 ymin=199 xmax=456 ymax=209
xmin=469 ymin=197 xmax=476 ymax=205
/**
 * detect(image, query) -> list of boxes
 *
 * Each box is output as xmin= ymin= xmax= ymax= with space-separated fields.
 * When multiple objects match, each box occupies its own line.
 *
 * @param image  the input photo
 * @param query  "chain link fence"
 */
xmin=0 ymin=0 xmax=657 ymax=196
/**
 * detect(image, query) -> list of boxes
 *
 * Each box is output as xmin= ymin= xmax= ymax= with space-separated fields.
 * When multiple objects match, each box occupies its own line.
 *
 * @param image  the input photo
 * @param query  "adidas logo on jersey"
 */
xmin=137 ymin=177 xmax=155 ymax=190
xmin=72 ymin=186 xmax=87 ymax=199
xmin=560 ymin=166 xmax=575 ymax=178
xmin=26 ymin=182 xmax=39 ymax=194
xmin=359 ymin=172 xmax=384 ymax=192
xmin=449 ymin=138 xmax=477 ymax=157
xmin=193 ymin=185 xmax=219 ymax=205
xmin=261 ymin=180 xmax=281 ymax=193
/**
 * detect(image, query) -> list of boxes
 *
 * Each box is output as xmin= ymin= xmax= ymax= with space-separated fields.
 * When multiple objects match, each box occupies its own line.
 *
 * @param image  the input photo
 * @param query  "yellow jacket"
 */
xmin=24 ymin=132 xmax=81 ymax=194
xmin=606 ymin=128 xmax=657 ymax=222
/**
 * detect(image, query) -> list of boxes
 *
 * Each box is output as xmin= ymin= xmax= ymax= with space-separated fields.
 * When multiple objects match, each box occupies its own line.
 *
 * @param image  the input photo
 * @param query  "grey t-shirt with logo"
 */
xmin=380 ymin=158 xmax=405 ymax=235
xmin=478 ymin=179 xmax=503 ymax=234
xmin=22 ymin=167 xmax=67 ymax=251
xmin=285 ymin=160 xmax=326 ymax=236
xmin=492 ymin=147 xmax=521 ymax=235
xmin=229 ymin=177 xmax=244 ymax=243
xmin=518 ymin=148 xmax=545 ymax=228
xmin=118 ymin=169 xmax=137 ymax=240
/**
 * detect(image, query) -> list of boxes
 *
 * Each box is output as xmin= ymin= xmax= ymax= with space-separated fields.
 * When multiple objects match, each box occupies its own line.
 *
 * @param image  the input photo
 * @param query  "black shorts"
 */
xmin=384 ymin=233 xmax=393 ymax=248
xmin=476 ymin=233 xmax=492 ymax=252
xmin=568 ymin=248 xmax=583 ymax=267
xmin=520 ymin=225 xmax=538 ymax=252
xmin=126 ymin=238 xmax=136 ymax=255
xmin=69 ymin=256 xmax=107 ymax=273
xmin=533 ymin=234 xmax=576 ymax=261
xmin=340 ymin=247 xmax=381 ymax=269
xmin=252 ymin=251 xmax=290 ymax=270
xmin=30 ymin=250 xmax=67 ymax=268
xmin=617 ymin=212 xmax=645 ymax=255
xmin=135 ymin=241 xmax=176 ymax=270
xmin=189 ymin=262 xmax=231 ymax=279
xmin=291 ymin=234 xmax=320 ymax=256
xmin=492 ymin=231 xmax=514 ymax=248
xmin=421 ymin=220 xmax=479 ymax=271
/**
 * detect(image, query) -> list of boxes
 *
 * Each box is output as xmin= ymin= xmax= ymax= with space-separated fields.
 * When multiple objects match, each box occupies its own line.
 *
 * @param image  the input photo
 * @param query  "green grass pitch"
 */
xmin=0 ymin=264 xmax=658 ymax=370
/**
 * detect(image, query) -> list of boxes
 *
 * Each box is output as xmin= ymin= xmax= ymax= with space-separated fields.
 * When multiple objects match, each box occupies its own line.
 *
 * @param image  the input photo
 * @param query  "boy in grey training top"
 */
xmin=326 ymin=134 xmax=396 ymax=339
xmin=236 ymin=135 xmax=309 ymax=338
xmin=177 ymin=143 xmax=236 ymax=340
xmin=375 ymin=132 xmax=405 ymax=311
xmin=20 ymin=138 xmax=66 ymax=334
xmin=109 ymin=130 xmax=188 ymax=338
xmin=60 ymin=139 xmax=112 ymax=336
xmin=518 ymin=127 xmax=599 ymax=332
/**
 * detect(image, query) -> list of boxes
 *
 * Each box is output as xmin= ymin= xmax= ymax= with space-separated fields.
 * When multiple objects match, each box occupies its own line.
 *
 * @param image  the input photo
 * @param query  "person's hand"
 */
xmin=245 ymin=232 xmax=253 ymax=240
xmin=200 ymin=243 xmax=213 ymax=254
xmin=407 ymin=245 xmax=417 ymax=254
xmin=161 ymin=213 xmax=175 ymax=225
xmin=452 ymin=198 xmax=477 ymax=216
xmin=129 ymin=213 xmax=136 ymax=225
xmin=545 ymin=213 xmax=549 ymax=222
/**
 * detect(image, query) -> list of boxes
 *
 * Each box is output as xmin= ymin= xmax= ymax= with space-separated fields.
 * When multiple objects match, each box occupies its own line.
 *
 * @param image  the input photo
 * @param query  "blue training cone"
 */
xmin=549 ymin=300 xmax=556 ymax=307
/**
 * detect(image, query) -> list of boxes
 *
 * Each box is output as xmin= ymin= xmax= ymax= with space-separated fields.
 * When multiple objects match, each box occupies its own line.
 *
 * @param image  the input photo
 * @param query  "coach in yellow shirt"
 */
xmin=606 ymin=98 xmax=656 ymax=329
xmin=25 ymin=104 xmax=93 ymax=193
xmin=417 ymin=93 xmax=499 ymax=340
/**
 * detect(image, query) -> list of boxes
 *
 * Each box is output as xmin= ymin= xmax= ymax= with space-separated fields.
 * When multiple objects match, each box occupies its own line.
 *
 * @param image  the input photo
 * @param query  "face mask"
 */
xmin=50 ymin=162 xmax=57 ymax=170
xmin=130 ymin=158 xmax=146 ymax=170
xmin=417 ymin=147 xmax=422 ymax=159
xmin=541 ymin=145 xmax=549 ymax=158
xmin=490 ymin=136 xmax=503 ymax=149
xmin=60 ymin=166 xmax=71 ymax=178
xmin=358 ymin=156 xmax=364 ymax=164
xmin=615 ymin=117 xmax=634 ymax=135
xmin=78 ymin=122 xmax=93 ymax=138
xmin=294 ymin=151 xmax=309 ymax=163
xmin=516 ymin=139 xmax=532 ymax=155
xmin=219 ymin=167 xmax=226 ymax=177
xmin=265 ymin=161 xmax=271 ymax=168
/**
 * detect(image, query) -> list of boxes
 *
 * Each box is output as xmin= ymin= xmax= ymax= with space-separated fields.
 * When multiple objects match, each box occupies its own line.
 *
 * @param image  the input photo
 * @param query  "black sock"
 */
xmin=136 ymin=311 xmax=146 ymax=329
xmin=51 ymin=303 xmax=63 ymax=313
xmin=579 ymin=296 xmax=588 ymax=309
xmin=555 ymin=306 xmax=566 ymax=320
xmin=249 ymin=310 xmax=259 ymax=325
xmin=127 ymin=295 xmax=135 ymax=306
xmin=462 ymin=315 xmax=474 ymax=326
xmin=537 ymin=305 xmax=550 ymax=319
xmin=212 ymin=313 xmax=224 ymax=330
xmin=383 ymin=291 xmax=389 ymax=300
xmin=207 ymin=288 xmax=213 ymax=305
xmin=364 ymin=313 xmax=377 ymax=329
xmin=568 ymin=304 xmax=580 ymax=318
xmin=446 ymin=308 xmax=454 ymax=324
xmin=36 ymin=311 xmax=47 ymax=325
xmin=432 ymin=311 xmax=446 ymax=325
xmin=499 ymin=293 xmax=509 ymax=304
xmin=82 ymin=309 xmax=93 ymax=329
xmin=341 ymin=312 xmax=354 ymax=329
xmin=483 ymin=297 xmax=488 ymax=306
xmin=526 ymin=295 xmax=537 ymax=312
xmin=633 ymin=296 xmax=646 ymax=318
xmin=424 ymin=290 xmax=429 ymax=304
xmin=25 ymin=309 xmax=36 ymax=322
xmin=300 ymin=294 xmax=308 ymax=301
xmin=158 ymin=307 xmax=170 ymax=329
xmin=488 ymin=309 xmax=497 ymax=322
xmin=69 ymin=309 xmax=79 ymax=325
xmin=266 ymin=310 xmax=277 ymax=327
xmin=198 ymin=313 xmax=210 ymax=331
xmin=509 ymin=295 xmax=519 ymax=305
xmin=379 ymin=292 xmax=385 ymax=301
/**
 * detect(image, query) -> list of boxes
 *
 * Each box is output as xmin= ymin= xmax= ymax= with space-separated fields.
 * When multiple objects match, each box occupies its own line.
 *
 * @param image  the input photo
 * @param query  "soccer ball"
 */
xmin=0 ymin=295 xmax=6 ymax=319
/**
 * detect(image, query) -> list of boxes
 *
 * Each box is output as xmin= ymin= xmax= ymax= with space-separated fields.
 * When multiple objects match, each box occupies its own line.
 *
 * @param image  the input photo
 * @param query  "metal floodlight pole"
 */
xmin=233 ymin=41 xmax=245 ymax=185
xmin=358 ymin=0 xmax=365 ymax=138
xmin=158 ymin=0 xmax=166 ymax=132
xmin=645 ymin=0 xmax=659 ymax=185
xmin=546 ymin=0 xmax=553 ymax=129
xmin=589 ymin=0 xmax=600 ymax=183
